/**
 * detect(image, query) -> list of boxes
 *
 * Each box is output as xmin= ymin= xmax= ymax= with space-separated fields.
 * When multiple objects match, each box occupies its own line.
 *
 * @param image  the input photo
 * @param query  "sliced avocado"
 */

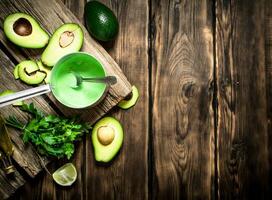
xmin=92 ymin=117 xmax=123 ymax=162
xmin=41 ymin=23 xmax=84 ymax=67
xmin=0 ymin=90 xmax=23 ymax=106
xmin=118 ymin=85 xmax=139 ymax=109
xmin=3 ymin=13 xmax=49 ymax=48
xmin=13 ymin=65 xmax=19 ymax=79
xmin=37 ymin=61 xmax=51 ymax=83
xmin=84 ymin=1 xmax=119 ymax=41
xmin=18 ymin=60 xmax=46 ymax=85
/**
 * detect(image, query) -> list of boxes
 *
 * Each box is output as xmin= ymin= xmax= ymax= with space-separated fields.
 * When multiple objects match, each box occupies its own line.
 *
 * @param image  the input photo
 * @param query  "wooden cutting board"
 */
xmin=0 ymin=0 xmax=131 ymax=198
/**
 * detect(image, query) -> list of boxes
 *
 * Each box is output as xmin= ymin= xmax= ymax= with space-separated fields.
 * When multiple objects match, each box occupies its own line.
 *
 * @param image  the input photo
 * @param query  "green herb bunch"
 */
xmin=5 ymin=103 xmax=90 ymax=159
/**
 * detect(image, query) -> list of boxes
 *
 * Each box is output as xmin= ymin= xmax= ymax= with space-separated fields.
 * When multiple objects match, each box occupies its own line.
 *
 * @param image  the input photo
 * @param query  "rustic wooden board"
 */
xmin=216 ymin=0 xmax=270 ymax=199
xmin=0 ymin=48 xmax=55 ymax=199
xmin=151 ymin=0 xmax=215 ymax=199
xmin=0 ymin=0 xmax=131 ymax=199
xmin=265 ymin=0 xmax=272 ymax=198
xmin=85 ymin=0 xmax=149 ymax=199
xmin=0 ymin=0 xmax=131 ymax=123
xmin=8 ymin=0 xmax=88 ymax=199
xmin=0 ymin=169 xmax=25 ymax=200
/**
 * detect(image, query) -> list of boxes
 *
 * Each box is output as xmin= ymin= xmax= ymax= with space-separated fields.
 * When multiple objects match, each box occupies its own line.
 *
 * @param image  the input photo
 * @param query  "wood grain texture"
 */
xmin=84 ymin=0 xmax=149 ymax=199
xmin=0 ymin=169 xmax=25 ymax=200
xmin=265 ymin=0 xmax=272 ymax=198
xmin=0 ymin=0 xmax=131 ymax=124
xmin=0 ymin=48 xmax=55 ymax=199
xmin=151 ymin=0 xmax=215 ymax=199
xmin=216 ymin=0 xmax=270 ymax=199
xmin=0 ymin=49 xmax=53 ymax=178
xmin=10 ymin=0 xmax=87 ymax=199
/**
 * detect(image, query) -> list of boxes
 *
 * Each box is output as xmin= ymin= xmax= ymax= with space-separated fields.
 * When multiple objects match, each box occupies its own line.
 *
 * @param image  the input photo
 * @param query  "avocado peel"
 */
xmin=13 ymin=65 xmax=19 ymax=79
xmin=4 ymin=13 xmax=49 ymax=48
xmin=84 ymin=1 xmax=119 ymax=41
xmin=92 ymin=117 xmax=123 ymax=162
xmin=118 ymin=85 xmax=139 ymax=109
xmin=17 ymin=60 xmax=46 ymax=85
xmin=37 ymin=61 xmax=51 ymax=83
xmin=41 ymin=23 xmax=84 ymax=67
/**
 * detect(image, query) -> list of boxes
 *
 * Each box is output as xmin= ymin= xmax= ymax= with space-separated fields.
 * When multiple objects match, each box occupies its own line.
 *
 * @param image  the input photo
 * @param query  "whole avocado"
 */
xmin=84 ymin=1 xmax=119 ymax=41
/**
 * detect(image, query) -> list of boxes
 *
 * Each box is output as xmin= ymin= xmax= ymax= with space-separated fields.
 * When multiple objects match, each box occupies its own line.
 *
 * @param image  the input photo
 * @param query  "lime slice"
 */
xmin=52 ymin=163 xmax=77 ymax=186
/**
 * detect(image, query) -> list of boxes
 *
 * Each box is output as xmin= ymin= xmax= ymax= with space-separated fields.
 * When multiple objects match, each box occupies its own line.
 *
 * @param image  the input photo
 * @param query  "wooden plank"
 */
xmin=0 ymin=168 xmax=25 ymax=199
xmin=0 ymin=49 xmax=54 ymax=178
xmin=85 ymin=0 xmax=149 ymax=199
xmin=10 ymin=1 xmax=88 ymax=199
xmin=216 ymin=0 xmax=270 ymax=199
xmin=265 ymin=0 xmax=272 ymax=198
xmin=0 ymin=0 xmax=131 ymax=124
xmin=151 ymin=0 xmax=215 ymax=199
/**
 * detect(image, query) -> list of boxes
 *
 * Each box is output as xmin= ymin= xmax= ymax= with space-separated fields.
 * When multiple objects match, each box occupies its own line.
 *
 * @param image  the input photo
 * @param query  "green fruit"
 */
xmin=41 ymin=23 xmax=84 ymax=67
xmin=84 ymin=1 xmax=119 ymax=41
xmin=0 ymin=90 xmax=23 ymax=106
xmin=37 ymin=61 xmax=51 ymax=83
xmin=3 ymin=13 xmax=49 ymax=48
xmin=52 ymin=163 xmax=77 ymax=186
xmin=92 ymin=117 xmax=123 ymax=162
xmin=13 ymin=65 xmax=19 ymax=79
xmin=118 ymin=85 xmax=139 ymax=109
xmin=17 ymin=60 xmax=46 ymax=85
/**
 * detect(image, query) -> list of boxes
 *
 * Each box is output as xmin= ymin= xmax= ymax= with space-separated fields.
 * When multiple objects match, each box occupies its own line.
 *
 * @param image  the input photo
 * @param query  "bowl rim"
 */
xmin=50 ymin=52 xmax=108 ymax=109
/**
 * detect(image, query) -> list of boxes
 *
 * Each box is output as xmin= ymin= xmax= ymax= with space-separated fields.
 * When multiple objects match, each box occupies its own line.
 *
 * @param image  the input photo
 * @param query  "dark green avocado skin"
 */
xmin=84 ymin=1 xmax=119 ymax=41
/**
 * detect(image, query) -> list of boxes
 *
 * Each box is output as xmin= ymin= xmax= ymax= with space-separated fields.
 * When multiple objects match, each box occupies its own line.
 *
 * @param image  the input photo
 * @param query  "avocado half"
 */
xmin=118 ymin=85 xmax=139 ymax=109
xmin=4 ymin=13 xmax=49 ymax=48
xmin=41 ymin=23 xmax=84 ymax=67
xmin=16 ymin=60 xmax=46 ymax=85
xmin=0 ymin=90 xmax=23 ymax=106
xmin=92 ymin=117 xmax=123 ymax=162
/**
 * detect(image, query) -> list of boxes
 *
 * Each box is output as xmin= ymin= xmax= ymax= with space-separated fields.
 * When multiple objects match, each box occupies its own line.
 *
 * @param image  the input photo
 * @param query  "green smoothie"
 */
xmin=50 ymin=53 xmax=107 ymax=108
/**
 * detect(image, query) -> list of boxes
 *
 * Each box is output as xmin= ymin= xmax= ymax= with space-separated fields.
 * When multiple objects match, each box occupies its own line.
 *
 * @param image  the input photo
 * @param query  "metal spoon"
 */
xmin=71 ymin=72 xmax=117 ymax=88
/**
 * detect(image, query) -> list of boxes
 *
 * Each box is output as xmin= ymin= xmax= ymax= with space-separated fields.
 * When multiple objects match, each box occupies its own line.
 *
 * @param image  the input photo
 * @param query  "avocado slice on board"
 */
xmin=0 ymin=90 xmax=23 ymax=106
xmin=118 ymin=85 xmax=139 ymax=109
xmin=92 ymin=117 xmax=124 ymax=162
xmin=37 ymin=61 xmax=51 ymax=83
xmin=4 ymin=13 xmax=49 ymax=48
xmin=41 ymin=23 xmax=84 ymax=67
xmin=13 ymin=64 xmax=19 ymax=79
xmin=17 ymin=60 xmax=46 ymax=85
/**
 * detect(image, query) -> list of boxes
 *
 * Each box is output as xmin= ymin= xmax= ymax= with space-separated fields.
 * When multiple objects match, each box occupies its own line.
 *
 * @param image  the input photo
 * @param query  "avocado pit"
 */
xmin=13 ymin=18 xmax=32 ymax=36
xmin=97 ymin=126 xmax=115 ymax=145
xmin=59 ymin=31 xmax=75 ymax=48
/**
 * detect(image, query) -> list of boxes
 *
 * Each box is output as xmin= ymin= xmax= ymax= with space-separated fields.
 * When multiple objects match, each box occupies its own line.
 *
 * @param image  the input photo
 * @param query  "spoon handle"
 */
xmin=0 ymin=84 xmax=51 ymax=108
xmin=82 ymin=76 xmax=117 ymax=85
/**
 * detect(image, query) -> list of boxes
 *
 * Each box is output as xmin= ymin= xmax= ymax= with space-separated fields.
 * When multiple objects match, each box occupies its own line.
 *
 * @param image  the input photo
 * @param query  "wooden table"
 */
xmin=7 ymin=0 xmax=272 ymax=199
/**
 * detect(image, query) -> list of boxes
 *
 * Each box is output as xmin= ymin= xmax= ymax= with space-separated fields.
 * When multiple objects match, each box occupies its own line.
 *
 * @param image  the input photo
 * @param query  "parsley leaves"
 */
xmin=5 ymin=103 xmax=90 ymax=159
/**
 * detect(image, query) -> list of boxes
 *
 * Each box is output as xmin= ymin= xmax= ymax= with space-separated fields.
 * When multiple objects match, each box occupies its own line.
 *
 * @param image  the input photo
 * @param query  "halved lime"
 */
xmin=52 ymin=163 xmax=77 ymax=186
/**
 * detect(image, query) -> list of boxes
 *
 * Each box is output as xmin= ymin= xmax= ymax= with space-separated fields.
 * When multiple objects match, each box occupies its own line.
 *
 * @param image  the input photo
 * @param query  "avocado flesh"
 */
xmin=0 ymin=90 xmax=23 ymax=106
xmin=37 ymin=61 xmax=51 ymax=83
xmin=118 ymin=85 xmax=139 ymax=109
xmin=92 ymin=117 xmax=123 ymax=162
xmin=13 ymin=65 xmax=19 ymax=79
xmin=4 ymin=13 xmax=49 ymax=48
xmin=41 ymin=23 xmax=84 ymax=67
xmin=18 ymin=60 xmax=46 ymax=85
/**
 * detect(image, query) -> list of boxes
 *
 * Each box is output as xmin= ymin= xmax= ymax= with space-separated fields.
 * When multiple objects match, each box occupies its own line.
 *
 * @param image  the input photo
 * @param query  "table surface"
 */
xmin=8 ymin=0 xmax=272 ymax=199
